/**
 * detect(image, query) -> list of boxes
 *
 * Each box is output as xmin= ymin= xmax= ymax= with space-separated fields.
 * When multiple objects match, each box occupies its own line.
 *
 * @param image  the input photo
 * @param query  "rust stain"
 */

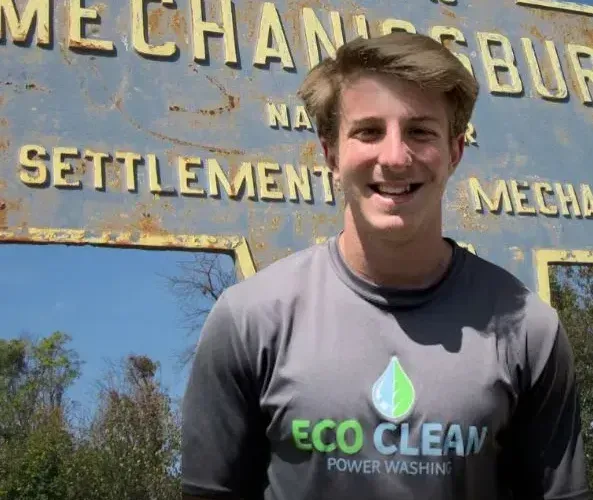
xmin=0 ymin=96 xmax=4 ymax=107
xmin=527 ymin=8 xmax=593 ymax=46
xmin=529 ymin=25 xmax=545 ymax=43
xmin=283 ymin=0 xmax=337 ymax=49
xmin=510 ymin=246 xmax=525 ymax=262
xmin=449 ymin=183 xmax=488 ymax=233
xmin=441 ymin=7 xmax=456 ymax=19
xmin=0 ymin=118 xmax=8 ymax=126
xmin=74 ymin=158 xmax=87 ymax=177
xmin=148 ymin=7 xmax=165 ymax=34
xmin=244 ymin=0 xmax=259 ymax=40
xmin=69 ymin=38 xmax=111 ymax=51
xmin=1 ymin=82 xmax=49 ymax=93
xmin=59 ymin=42 xmax=73 ymax=65
xmin=0 ymin=199 xmax=22 ymax=229
xmin=171 ymin=11 xmax=188 ymax=42
xmin=115 ymin=99 xmax=244 ymax=155
xmin=0 ymin=137 xmax=10 ymax=152
xmin=299 ymin=140 xmax=319 ymax=166
xmin=270 ymin=216 xmax=282 ymax=230
xmin=105 ymin=161 xmax=121 ymax=190
xmin=197 ymin=76 xmax=240 ymax=115
xmin=135 ymin=211 xmax=168 ymax=235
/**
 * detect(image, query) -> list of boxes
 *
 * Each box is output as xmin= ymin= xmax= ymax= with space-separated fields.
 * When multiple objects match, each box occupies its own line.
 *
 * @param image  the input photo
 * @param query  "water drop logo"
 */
xmin=372 ymin=356 xmax=416 ymax=422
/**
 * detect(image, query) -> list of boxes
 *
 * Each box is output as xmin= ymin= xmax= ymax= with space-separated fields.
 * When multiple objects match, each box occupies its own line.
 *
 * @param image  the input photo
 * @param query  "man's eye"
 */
xmin=355 ymin=128 xmax=382 ymax=140
xmin=410 ymin=128 xmax=436 ymax=138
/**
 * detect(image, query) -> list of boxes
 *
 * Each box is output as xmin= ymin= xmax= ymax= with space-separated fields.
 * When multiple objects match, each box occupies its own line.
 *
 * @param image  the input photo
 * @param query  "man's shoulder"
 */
xmin=222 ymin=240 xmax=332 ymax=310
xmin=466 ymin=249 xmax=556 ymax=314
xmin=463 ymin=248 xmax=560 ymax=359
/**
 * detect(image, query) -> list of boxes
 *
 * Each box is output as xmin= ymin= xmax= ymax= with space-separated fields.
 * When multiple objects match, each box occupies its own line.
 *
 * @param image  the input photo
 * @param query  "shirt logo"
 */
xmin=372 ymin=356 xmax=415 ymax=422
xmin=290 ymin=356 xmax=489 ymax=478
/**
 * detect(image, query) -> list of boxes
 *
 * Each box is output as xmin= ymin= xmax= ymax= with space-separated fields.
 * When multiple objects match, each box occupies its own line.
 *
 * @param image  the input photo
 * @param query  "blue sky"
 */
xmin=0 ymin=243 xmax=234 ymax=415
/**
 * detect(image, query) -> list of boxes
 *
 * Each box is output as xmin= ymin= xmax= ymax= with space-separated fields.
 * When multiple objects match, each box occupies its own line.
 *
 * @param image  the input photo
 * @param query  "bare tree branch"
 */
xmin=162 ymin=251 xmax=237 ymax=366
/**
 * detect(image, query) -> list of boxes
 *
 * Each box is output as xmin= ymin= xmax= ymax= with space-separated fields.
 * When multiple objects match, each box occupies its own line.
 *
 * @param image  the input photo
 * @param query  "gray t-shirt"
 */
xmin=182 ymin=236 xmax=590 ymax=499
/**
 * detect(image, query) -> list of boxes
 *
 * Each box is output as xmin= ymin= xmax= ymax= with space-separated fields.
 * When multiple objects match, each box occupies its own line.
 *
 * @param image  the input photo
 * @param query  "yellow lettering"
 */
xmin=567 ymin=44 xmax=593 ymax=104
xmin=190 ymin=0 xmax=237 ymax=65
xmin=0 ymin=0 xmax=50 ymax=45
xmin=381 ymin=18 xmax=416 ymax=35
xmin=257 ymin=162 xmax=284 ymax=200
xmin=69 ymin=0 xmax=114 ymax=52
xmin=294 ymin=105 xmax=313 ymax=131
xmin=266 ymin=102 xmax=290 ymax=128
xmin=521 ymin=38 xmax=567 ymax=101
xmin=354 ymin=14 xmax=368 ymax=39
xmin=253 ymin=2 xmax=294 ymax=69
xmin=178 ymin=156 xmax=206 ymax=196
xmin=430 ymin=26 xmax=474 ymax=76
xmin=132 ymin=0 xmax=177 ymax=58
xmin=313 ymin=165 xmax=334 ymax=204
xmin=115 ymin=151 xmax=142 ymax=192
xmin=84 ymin=150 xmax=109 ymax=191
xmin=465 ymin=122 xmax=477 ymax=146
xmin=208 ymin=159 xmax=256 ymax=199
xmin=53 ymin=147 xmax=81 ymax=188
xmin=476 ymin=32 xmax=523 ymax=95
xmin=509 ymin=180 xmax=536 ymax=215
xmin=533 ymin=182 xmax=558 ymax=216
xmin=468 ymin=177 xmax=513 ymax=213
xmin=147 ymin=153 xmax=174 ymax=194
xmin=19 ymin=144 xmax=48 ymax=186
xmin=285 ymin=164 xmax=312 ymax=202
xmin=554 ymin=182 xmax=582 ymax=217
xmin=581 ymin=184 xmax=593 ymax=218
xmin=302 ymin=8 xmax=344 ymax=69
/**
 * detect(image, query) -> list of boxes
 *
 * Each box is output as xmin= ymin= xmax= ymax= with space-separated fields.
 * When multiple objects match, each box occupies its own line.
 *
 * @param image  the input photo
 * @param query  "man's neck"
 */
xmin=338 ymin=218 xmax=453 ymax=290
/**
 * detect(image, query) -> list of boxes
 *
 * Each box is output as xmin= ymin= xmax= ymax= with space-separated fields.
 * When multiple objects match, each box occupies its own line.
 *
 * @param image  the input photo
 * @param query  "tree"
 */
xmin=0 ymin=332 xmax=81 ymax=499
xmin=75 ymin=354 xmax=181 ymax=500
xmin=165 ymin=252 xmax=237 ymax=365
xmin=0 ymin=333 xmax=182 ymax=499
xmin=549 ymin=263 xmax=593 ymax=490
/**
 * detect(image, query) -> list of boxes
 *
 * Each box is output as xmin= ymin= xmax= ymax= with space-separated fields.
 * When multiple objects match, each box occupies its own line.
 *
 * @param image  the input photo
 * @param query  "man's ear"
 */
xmin=321 ymin=138 xmax=338 ymax=175
xmin=448 ymin=133 xmax=466 ymax=175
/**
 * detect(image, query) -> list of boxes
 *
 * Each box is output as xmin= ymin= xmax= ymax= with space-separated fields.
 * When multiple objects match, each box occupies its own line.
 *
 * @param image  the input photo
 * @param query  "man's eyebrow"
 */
xmin=408 ymin=115 xmax=442 ymax=124
xmin=348 ymin=117 xmax=383 ymax=127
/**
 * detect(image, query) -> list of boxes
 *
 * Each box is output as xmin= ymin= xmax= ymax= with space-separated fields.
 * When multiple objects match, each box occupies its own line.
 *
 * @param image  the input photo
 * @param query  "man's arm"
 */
xmin=181 ymin=291 xmax=266 ymax=499
xmin=505 ymin=318 xmax=590 ymax=499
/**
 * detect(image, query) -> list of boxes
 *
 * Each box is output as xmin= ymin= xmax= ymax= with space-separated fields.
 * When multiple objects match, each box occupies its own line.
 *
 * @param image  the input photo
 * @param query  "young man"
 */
xmin=182 ymin=32 xmax=590 ymax=499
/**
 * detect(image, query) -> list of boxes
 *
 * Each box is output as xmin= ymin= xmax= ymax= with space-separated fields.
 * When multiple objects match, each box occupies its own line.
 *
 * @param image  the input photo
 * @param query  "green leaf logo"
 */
xmin=372 ymin=356 xmax=415 ymax=421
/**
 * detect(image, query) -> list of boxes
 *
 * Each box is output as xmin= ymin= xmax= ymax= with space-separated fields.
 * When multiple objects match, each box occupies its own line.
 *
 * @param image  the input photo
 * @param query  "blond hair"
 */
xmin=297 ymin=31 xmax=479 ymax=146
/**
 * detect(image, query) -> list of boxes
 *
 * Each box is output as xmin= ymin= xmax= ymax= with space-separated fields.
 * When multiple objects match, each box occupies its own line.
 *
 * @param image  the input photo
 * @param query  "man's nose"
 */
xmin=376 ymin=129 xmax=412 ymax=169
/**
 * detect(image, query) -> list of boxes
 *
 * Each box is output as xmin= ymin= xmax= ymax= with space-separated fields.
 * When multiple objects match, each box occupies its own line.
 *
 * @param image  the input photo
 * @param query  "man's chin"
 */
xmin=363 ymin=214 xmax=415 ymax=236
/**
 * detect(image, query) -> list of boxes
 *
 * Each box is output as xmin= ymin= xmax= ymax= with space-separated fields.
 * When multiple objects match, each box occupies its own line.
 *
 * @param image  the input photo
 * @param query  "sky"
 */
xmin=0 ymin=242 xmax=234 ymax=415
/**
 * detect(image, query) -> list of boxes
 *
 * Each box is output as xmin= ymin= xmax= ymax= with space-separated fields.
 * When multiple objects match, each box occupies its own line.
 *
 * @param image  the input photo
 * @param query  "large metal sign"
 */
xmin=2 ymin=0 xmax=593 ymax=301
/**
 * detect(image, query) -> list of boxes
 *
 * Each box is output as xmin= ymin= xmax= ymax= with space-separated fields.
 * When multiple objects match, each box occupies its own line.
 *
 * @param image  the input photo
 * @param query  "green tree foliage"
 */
xmin=0 ymin=334 xmax=181 ymax=500
xmin=550 ymin=264 xmax=593 ymax=490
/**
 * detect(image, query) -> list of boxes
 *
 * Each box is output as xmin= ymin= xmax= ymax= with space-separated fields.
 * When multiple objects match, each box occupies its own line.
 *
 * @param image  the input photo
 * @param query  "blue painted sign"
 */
xmin=1 ymin=0 xmax=593 ymax=301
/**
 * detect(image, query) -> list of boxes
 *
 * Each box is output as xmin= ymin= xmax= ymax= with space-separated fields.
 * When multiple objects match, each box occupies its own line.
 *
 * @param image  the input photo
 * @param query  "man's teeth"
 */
xmin=378 ymin=185 xmax=410 ymax=195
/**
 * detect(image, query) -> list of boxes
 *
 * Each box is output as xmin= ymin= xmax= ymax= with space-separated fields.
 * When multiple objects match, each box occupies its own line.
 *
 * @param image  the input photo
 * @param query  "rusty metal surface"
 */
xmin=2 ymin=0 xmax=593 ymax=295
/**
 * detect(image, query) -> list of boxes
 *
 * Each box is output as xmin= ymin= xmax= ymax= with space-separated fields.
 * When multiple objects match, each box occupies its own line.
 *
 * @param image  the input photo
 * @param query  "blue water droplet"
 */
xmin=371 ymin=356 xmax=415 ymax=421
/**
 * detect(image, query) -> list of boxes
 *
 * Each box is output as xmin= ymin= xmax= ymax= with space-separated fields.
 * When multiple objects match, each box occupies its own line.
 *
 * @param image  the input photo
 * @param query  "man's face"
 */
xmin=322 ymin=74 xmax=465 ymax=242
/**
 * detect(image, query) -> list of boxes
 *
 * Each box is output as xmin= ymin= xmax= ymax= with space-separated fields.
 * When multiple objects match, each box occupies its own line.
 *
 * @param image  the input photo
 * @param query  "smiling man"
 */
xmin=182 ymin=32 xmax=590 ymax=500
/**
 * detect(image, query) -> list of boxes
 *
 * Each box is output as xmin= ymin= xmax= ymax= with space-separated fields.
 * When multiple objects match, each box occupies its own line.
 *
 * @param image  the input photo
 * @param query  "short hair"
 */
xmin=297 ymin=31 xmax=479 ymax=146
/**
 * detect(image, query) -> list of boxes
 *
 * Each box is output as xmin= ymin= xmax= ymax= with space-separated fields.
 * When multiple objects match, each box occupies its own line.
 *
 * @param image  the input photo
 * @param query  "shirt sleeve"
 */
xmin=505 ymin=318 xmax=591 ymax=499
xmin=181 ymin=291 xmax=268 ymax=499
